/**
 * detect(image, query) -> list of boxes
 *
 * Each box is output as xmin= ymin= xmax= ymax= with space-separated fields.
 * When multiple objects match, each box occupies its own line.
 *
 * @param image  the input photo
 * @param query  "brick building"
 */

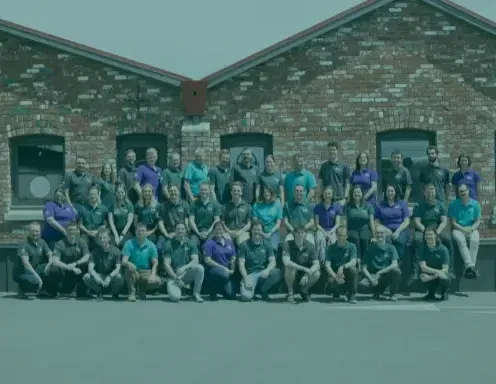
xmin=0 ymin=0 xmax=496 ymax=249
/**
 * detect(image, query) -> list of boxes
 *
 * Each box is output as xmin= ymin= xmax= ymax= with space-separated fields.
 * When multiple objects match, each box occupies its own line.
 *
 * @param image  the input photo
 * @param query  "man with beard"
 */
xmin=189 ymin=182 xmax=222 ymax=248
xmin=284 ymin=154 xmax=316 ymax=204
xmin=208 ymin=149 xmax=231 ymax=204
xmin=161 ymin=152 xmax=184 ymax=201
xmin=382 ymin=150 xmax=412 ymax=202
xmin=158 ymin=184 xmax=191 ymax=242
xmin=419 ymin=145 xmax=451 ymax=203
xmin=317 ymin=141 xmax=350 ymax=206
xmin=64 ymin=157 xmax=98 ymax=212
xmin=118 ymin=149 xmax=137 ymax=193
xmin=230 ymin=147 xmax=259 ymax=204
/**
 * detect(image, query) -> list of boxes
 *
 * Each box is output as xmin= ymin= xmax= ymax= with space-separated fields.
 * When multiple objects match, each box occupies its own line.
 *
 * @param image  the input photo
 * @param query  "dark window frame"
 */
xmin=116 ymin=133 xmax=168 ymax=170
xmin=10 ymin=134 xmax=65 ymax=207
xmin=220 ymin=133 xmax=274 ymax=168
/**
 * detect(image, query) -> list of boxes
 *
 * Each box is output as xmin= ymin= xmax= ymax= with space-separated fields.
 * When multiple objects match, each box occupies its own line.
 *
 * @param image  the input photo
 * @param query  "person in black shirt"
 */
xmin=419 ymin=228 xmax=450 ymax=301
xmin=382 ymin=150 xmax=412 ymax=202
xmin=419 ymin=145 xmax=450 ymax=203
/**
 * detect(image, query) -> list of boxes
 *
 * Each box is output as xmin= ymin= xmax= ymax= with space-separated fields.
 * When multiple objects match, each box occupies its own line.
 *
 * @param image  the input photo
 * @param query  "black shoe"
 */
xmin=111 ymin=293 xmax=120 ymax=300
xmin=372 ymin=293 xmax=381 ymax=300
xmin=96 ymin=293 xmax=104 ymax=302
xmin=286 ymin=294 xmax=295 ymax=303
xmin=300 ymin=293 xmax=310 ymax=302
xmin=332 ymin=292 xmax=340 ymax=300
xmin=209 ymin=294 xmax=219 ymax=301
xmin=439 ymin=292 xmax=449 ymax=301
xmin=423 ymin=292 xmax=436 ymax=301
xmin=260 ymin=293 xmax=271 ymax=302
xmin=464 ymin=267 xmax=478 ymax=279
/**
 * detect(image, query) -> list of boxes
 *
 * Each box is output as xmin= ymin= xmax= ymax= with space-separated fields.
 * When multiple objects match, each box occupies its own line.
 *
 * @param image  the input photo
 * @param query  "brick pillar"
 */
xmin=180 ymin=120 xmax=213 ymax=166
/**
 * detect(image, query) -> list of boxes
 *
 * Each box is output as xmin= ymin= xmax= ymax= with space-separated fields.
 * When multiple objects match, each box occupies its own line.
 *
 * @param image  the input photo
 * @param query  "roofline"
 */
xmin=0 ymin=19 xmax=191 ymax=87
xmin=202 ymin=0 xmax=496 ymax=88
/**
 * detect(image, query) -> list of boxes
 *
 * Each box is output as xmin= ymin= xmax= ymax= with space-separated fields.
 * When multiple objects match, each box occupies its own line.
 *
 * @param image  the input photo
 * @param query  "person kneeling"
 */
xmin=419 ymin=227 xmax=451 ymax=301
xmin=282 ymin=225 xmax=321 ymax=303
xmin=325 ymin=226 xmax=358 ymax=304
xmin=83 ymin=228 xmax=124 ymax=301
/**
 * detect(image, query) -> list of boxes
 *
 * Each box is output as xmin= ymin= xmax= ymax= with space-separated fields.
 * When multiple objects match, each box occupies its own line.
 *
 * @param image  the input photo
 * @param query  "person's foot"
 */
xmin=300 ymin=292 xmax=311 ymax=302
xmin=464 ymin=267 xmax=478 ymax=279
xmin=347 ymin=294 xmax=358 ymax=304
xmin=193 ymin=293 xmax=204 ymax=303
xmin=389 ymin=294 xmax=398 ymax=302
xmin=209 ymin=294 xmax=219 ymax=301
xmin=286 ymin=293 xmax=295 ymax=303
xmin=372 ymin=293 xmax=381 ymax=300
xmin=96 ymin=293 xmax=104 ymax=302
xmin=260 ymin=292 xmax=271 ymax=302
xmin=138 ymin=290 xmax=147 ymax=300
xmin=17 ymin=290 xmax=32 ymax=300
xmin=439 ymin=292 xmax=449 ymax=301
xmin=423 ymin=292 xmax=436 ymax=301
xmin=128 ymin=294 xmax=137 ymax=302
xmin=111 ymin=293 xmax=120 ymax=300
xmin=332 ymin=292 xmax=340 ymax=300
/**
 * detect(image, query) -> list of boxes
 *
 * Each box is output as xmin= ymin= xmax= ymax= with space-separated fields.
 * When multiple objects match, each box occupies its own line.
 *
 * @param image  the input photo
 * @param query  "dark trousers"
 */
xmin=387 ymin=230 xmax=409 ymax=261
xmin=360 ymin=268 xmax=401 ymax=295
xmin=329 ymin=267 xmax=358 ymax=295
xmin=205 ymin=267 xmax=236 ymax=299
xmin=413 ymin=231 xmax=454 ymax=276
xmin=348 ymin=228 xmax=372 ymax=260
xmin=424 ymin=278 xmax=450 ymax=295
xmin=47 ymin=266 xmax=87 ymax=295
xmin=13 ymin=263 xmax=56 ymax=294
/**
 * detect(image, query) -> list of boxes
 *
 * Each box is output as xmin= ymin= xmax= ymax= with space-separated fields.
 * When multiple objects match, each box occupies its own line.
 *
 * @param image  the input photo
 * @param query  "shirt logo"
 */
xmin=207 ymin=206 xmax=212 ymax=211
xmin=394 ymin=174 xmax=401 ymax=181
xmin=437 ymin=170 xmax=444 ymax=177
xmin=466 ymin=175 xmax=472 ymax=180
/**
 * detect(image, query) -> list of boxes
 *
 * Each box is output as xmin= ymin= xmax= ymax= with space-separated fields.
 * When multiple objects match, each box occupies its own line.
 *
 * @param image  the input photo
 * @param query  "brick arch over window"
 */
xmin=116 ymin=133 xmax=168 ymax=170
xmin=220 ymin=133 xmax=273 ymax=169
xmin=376 ymin=129 xmax=436 ymax=203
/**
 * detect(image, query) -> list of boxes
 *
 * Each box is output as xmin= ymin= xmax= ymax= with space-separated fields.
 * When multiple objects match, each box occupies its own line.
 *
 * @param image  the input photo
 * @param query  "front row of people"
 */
xmin=13 ymin=218 xmax=451 ymax=303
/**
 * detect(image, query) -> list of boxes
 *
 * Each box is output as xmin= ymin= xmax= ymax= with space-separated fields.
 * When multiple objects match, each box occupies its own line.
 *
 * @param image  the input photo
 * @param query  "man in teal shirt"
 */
xmin=184 ymin=148 xmax=209 ymax=203
xmin=284 ymin=154 xmax=316 ymax=203
xmin=121 ymin=222 xmax=162 ymax=301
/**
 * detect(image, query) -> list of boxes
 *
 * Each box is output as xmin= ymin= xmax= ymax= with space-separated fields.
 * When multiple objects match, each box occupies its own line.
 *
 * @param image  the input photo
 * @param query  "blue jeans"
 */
xmin=205 ymin=267 xmax=236 ymax=299
xmin=13 ymin=263 xmax=57 ymax=294
xmin=240 ymin=268 xmax=282 ymax=301
xmin=387 ymin=229 xmax=409 ymax=261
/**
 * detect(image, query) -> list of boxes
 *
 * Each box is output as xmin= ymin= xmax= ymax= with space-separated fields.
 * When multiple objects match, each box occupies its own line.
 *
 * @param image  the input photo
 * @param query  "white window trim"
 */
xmin=4 ymin=208 xmax=43 ymax=222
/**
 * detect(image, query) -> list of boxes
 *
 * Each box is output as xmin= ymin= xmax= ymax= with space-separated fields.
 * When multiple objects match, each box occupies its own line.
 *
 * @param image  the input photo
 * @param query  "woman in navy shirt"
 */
xmin=349 ymin=152 xmax=378 ymax=205
xmin=314 ymin=186 xmax=342 ymax=261
xmin=374 ymin=184 xmax=410 ymax=261
xmin=42 ymin=188 xmax=78 ymax=249
xmin=451 ymin=154 xmax=481 ymax=200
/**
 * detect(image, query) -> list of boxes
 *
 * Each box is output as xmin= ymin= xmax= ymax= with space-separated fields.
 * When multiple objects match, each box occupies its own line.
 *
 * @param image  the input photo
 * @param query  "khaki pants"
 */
xmin=125 ymin=269 xmax=163 ymax=296
xmin=166 ymin=265 xmax=204 ymax=302
xmin=452 ymin=229 xmax=480 ymax=268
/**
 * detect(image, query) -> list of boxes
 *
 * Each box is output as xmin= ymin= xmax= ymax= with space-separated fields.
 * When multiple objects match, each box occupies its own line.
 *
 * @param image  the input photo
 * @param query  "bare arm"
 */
xmin=363 ymin=181 xmax=377 ymax=201
xmin=377 ymin=259 xmax=399 ymax=276
xmin=404 ymin=186 xmax=412 ymax=203
xmin=436 ymin=216 xmax=448 ymax=235
xmin=184 ymin=181 xmax=195 ymax=202
xmin=413 ymin=217 xmax=425 ymax=233
xmin=108 ymin=213 xmax=119 ymax=239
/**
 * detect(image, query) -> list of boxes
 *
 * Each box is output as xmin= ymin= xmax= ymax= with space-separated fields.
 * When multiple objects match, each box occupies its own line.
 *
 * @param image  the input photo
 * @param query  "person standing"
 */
xmin=78 ymin=186 xmax=108 ymax=251
xmin=313 ymin=186 xmax=342 ymax=261
xmin=419 ymin=145 xmax=451 ymax=203
xmin=189 ymin=182 xmax=222 ymax=248
xmin=161 ymin=152 xmax=184 ymax=201
xmin=252 ymin=185 xmax=283 ymax=251
xmin=208 ymin=149 xmax=231 ymax=204
xmin=284 ymin=154 xmax=317 ymax=203
xmin=349 ymin=152 xmax=378 ymax=205
xmin=99 ymin=162 xmax=116 ymax=208
xmin=64 ymin=157 xmax=98 ymax=212
xmin=108 ymin=185 xmax=134 ymax=248
xmin=184 ymin=148 xmax=209 ymax=203
xmin=134 ymin=148 xmax=162 ymax=200
xmin=223 ymin=182 xmax=252 ymax=246
xmin=382 ymin=150 xmax=412 ymax=202
xmin=41 ymin=188 xmax=77 ymax=249
xmin=451 ymin=154 xmax=481 ymax=200
xmin=230 ymin=147 xmax=259 ymax=204
xmin=118 ymin=149 xmax=136 ymax=193
xmin=283 ymin=185 xmax=315 ymax=244
xmin=318 ymin=142 xmax=350 ymax=206
xmin=256 ymin=155 xmax=285 ymax=205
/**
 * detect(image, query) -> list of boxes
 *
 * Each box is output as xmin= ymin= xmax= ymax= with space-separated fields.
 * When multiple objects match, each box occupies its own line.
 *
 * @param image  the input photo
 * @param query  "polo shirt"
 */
xmin=412 ymin=200 xmax=446 ymax=229
xmin=78 ymin=203 xmax=108 ymax=230
xmin=53 ymin=237 xmax=89 ymax=264
xmin=184 ymin=161 xmax=209 ymax=197
xmin=284 ymin=170 xmax=317 ymax=203
xmin=158 ymin=200 xmax=190 ymax=232
xmin=350 ymin=168 xmax=379 ymax=204
xmin=238 ymin=239 xmax=274 ymax=274
xmin=192 ymin=199 xmax=221 ymax=231
xmin=122 ymin=238 xmax=158 ymax=270
xmin=203 ymin=238 xmax=236 ymax=267
xmin=344 ymin=203 xmax=374 ymax=232
xmin=282 ymin=240 xmax=318 ymax=267
xmin=420 ymin=244 xmax=450 ymax=270
xmin=448 ymin=198 xmax=481 ymax=227
xmin=109 ymin=201 xmax=134 ymax=230
xmin=451 ymin=169 xmax=481 ymax=200
xmin=64 ymin=171 xmax=97 ymax=204
xmin=134 ymin=202 xmax=159 ymax=230
xmin=208 ymin=165 xmax=231 ymax=204
xmin=283 ymin=201 xmax=313 ymax=228
xmin=326 ymin=241 xmax=357 ymax=268
xmin=382 ymin=166 xmax=412 ymax=200
xmin=42 ymin=201 xmax=77 ymax=241
xmin=258 ymin=170 xmax=284 ymax=199
xmin=118 ymin=164 xmax=136 ymax=192
xmin=231 ymin=163 xmax=260 ymax=203
xmin=223 ymin=200 xmax=252 ymax=230
xmin=363 ymin=242 xmax=398 ymax=274
xmin=313 ymin=202 xmax=342 ymax=231
xmin=162 ymin=238 xmax=199 ymax=271
xmin=13 ymin=238 xmax=51 ymax=276
xmin=99 ymin=179 xmax=115 ymax=208
xmin=161 ymin=167 xmax=184 ymax=191
xmin=134 ymin=163 xmax=162 ymax=198
xmin=374 ymin=200 xmax=409 ymax=231
xmin=90 ymin=244 xmax=121 ymax=274
xmin=318 ymin=161 xmax=351 ymax=201
xmin=419 ymin=164 xmax=450 ymax=201
xmin=252 ymin=201 xmax=283 ymax=233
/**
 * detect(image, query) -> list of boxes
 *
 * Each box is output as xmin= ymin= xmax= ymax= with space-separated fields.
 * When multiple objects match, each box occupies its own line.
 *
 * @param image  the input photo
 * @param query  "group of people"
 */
xmin=13 ymin=142 xmax=482 ymax=303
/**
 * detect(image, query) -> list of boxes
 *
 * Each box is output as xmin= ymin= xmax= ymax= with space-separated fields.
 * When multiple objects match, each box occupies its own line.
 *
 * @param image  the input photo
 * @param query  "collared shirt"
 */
xmin=451 ymin=169 xmax=481 ymax=200
xmin=161 ymin=167 xmax=184 ymax=191
xmin=350 ymin=168 xmax=379 ymax=204
xmin=208 ymin=165 xmax=231 ymax=204
xmin=282 ymin=240 xmax=318 ymax=267
xmin=313 ymin=202 xmax=342 ymax=230
xmin=184 ymin=161 xmax=209 ymax=196
xmin=122 ymin=238 xmax=158 ymax=270
xmin=318 ymin=161 xmax=351 ymax=200
xmin=158 ymin=200 xmax=191 ymax=232
xmin=231 ymin=163 xmax=260 ymax=203
xmin=283 ymin=201 xmax=313 ymax=228
xmin=448 ymin=198 xmax=481 ymax=227
xmin=258 ymin=170 xmax=284 ymax=199
xmin=382 ymin=166 xmax=412 ymax=200
xmin=375 ymin=200 xmax=409 ymax=231
xmin=134 ymin=163 xmax=162 ymax=198
xmin=90 ymin=244 xmax=121 ymax=274
xmin=419 ymin=164 xmax=450 ymax=201
xmin=191 ymin=199 xmax=222 ymax=231
xmin=162 ymin=238 xmax=199 ymax=271
xmin=344 ymin=202 xmax=374 ymax=231
xmin=42 ymin=201 xmax=77 ymax=241
xmin=252 ymin=201 xmax=283 ymax=233
xmin=78 ymin=203 xmax=108 ymax=230
xmin=203 ymin=238 xmax=236 ymax=267
xmin=109 ymin=201 xmax=134 ymax=230
xmin=238 ymin=239 xmax=274 ymax=274
xmin=420 ymin=244 xmax=450 ymax=270
xmin=118 ymin=164 xmax=136 ymax=191
xmin=412 ymin=200 xmax=446 ymax=228
xmin=326 ymin=241 xmax=357 ymax=268
xmin=284 ymin=169 xmax=316 ymax=203
xmin=14 ymin=238 xmax=51 ymax=276
xmin=53 ymin=237 xmax=89 ymax=264
xmin=363 ymin=242 xmax=398 ymax=273
xmin=134 ymin=202 xmax=159 ymax=230
xmin=64 ymin=171 xmax=97 ymax=204
xmin=224 ymin=200 xmax=252 ymax=230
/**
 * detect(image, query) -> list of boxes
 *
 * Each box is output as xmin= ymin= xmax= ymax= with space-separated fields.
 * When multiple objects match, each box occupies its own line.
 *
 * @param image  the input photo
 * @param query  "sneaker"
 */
xmin=300 ymin=292 xmax=311 ymax=302
xmin=209 ymin=293 xmax=219 ymax=301
xmin=347 ymin=294 xmax=358 ymax=304
xmin=389 ymin=294 xmax=398 ymax=302
xmin=128 ymin=294 xmax=137 ymax=302
xmin=138 ymin=289 xmax=146 ymax=300
xmin=286 ymin=293 xmax=295 ymax=303
xmin=439 ymin=292 xmax=449 ymax=301
xmin=193 ymin=293 xmax=204 ymax=303
xmin=423 ymin=292 xmax=436 ymax=301
xmin=17 ymin=290 xmax=32 ymax=300
xmin=332 ymin=292 xmax=341 ymax=300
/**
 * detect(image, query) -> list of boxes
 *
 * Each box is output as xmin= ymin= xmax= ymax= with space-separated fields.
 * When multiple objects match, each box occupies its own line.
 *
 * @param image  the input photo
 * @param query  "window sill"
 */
xmin=4 ymin=208 xmax=43 ymax=222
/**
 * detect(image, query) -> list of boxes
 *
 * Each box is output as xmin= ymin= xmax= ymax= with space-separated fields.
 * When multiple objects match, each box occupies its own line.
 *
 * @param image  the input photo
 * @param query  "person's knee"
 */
xmin=82 ymin=273 xmax=92 ymax=285
xmin=192 ymin=264 xmax=205 ymax=276
xmin=348 ymin=266 xmax=358 ymax=276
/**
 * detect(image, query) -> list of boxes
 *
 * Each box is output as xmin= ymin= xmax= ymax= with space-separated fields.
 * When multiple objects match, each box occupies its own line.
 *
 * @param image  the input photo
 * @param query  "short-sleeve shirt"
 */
xmin=41 ymin=201 xmax=77 ymax=241
xmin=313 ymin=202 xmax=342 ymax=230
xmin=382 ymin=167 xmax=412 ymax=200
xmin=158 ymin=200 xmax=190 ymax=232
xmin=238 ymin=239 xmax=274 ymax=274
xmin=53 ymin=237 xmax=89 ymax=264
xmin=203 ymin=238 xmax=236 ymax=267
xmin=420 ymin=244 xmax=450 ymax=270
xmin=64 ymin=171 xmax=97 ymax=204
xmin=223 ymin=200 xmax=252 ymax=230
xmin=451 ymin=169 xmax=481 ymax=200
xmin=162 ymin=238 xmax=198 ymax=271
xmin=230 ymin=163 xmax=260 ymax=203
xmin=258 ymin=171 xmax=284 ymax=199
xmin=118 ymin=165 xmax=136 ymax=192
xmin=90 ymin=245 xmax=121 ymax=274
xmin=284 ymin=170 xmax=317 ymax=203
xmin=134 ymin=202 xmax=159 ymax=230
xmin=419 ymin=164 xmax=450 ymax=201
xmin=109 ymin=201 xmax=134 ymax=230
xmin=412 ymin=200 xmax=446 ymax=229
xmin=252 ymin=201 xmax=283 ymax=233
xmin=363 ymin=242 xmax=398 ymax=273
xmin=184 ymin=161 xmax=209 ymax=197
xmin=161 ymin=167 xmax=184 ymax=191
xmin=448 ymin=198 xmax=481 ymax=227
xmin=122 ymin=239 xmax=158 ymax=270
xmin=134 ymin=164 xmax=162 ymax=199
xmin=208 ymin=166 xmax=231 ymax=204
xmin=191 ymin=199 xmax=221 ymax=232
xmin=78 ymin=203 xmax=108 ymax=230
xmin=283 ymin=201 xmax=313 ymax=228
xmin=13 ymin=238 xmax=51 ymax=276
xmin=326 ymin=241 xmax=357 ymax=268
xmin=282 ymin=240 xmax=318 ymax=268
xmin=318 ymin=161 xmax=351 ymax=201
xmin=350 ymin=168 xmax=379 ymax=204
xmin=375 ymin=200 xmax=409 ymax=231
xmin=344 ymin=203 xmax=374 ymax=232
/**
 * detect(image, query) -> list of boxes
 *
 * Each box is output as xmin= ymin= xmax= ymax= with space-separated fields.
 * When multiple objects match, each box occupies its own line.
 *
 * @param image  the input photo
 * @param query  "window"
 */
xmin=220 ymin=133 xmax=273 ymax=169
xmin=376 ymin=130 xmax=436 ymax=203
xmin=116 ymin=133 xmax=168 ymax=170
xmin=10 ymin=135 xmax=65 ymax=206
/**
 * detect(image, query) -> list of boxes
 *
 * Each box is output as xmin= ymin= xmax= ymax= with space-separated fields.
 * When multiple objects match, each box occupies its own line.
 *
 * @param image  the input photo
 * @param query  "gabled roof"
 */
xmin=203 ymin=0 xmax=496 ymax=88
xmin=0 ymin=18 xmax=191 ymax=87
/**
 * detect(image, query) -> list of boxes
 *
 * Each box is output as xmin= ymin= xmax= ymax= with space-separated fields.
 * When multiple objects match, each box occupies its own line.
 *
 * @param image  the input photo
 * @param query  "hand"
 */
xmin=175 ymin=278 xmax=186 ymax=288
xmin=263 ymin=232 xmax=271 ymax=239
xmin=199 ymin=231 xmax=208 ymax=240
xmin=147 ymin=273 xmax=157 ymax=283
xmin=146 ymin=230 xmax=155 ymax=237
xmin=334 ymin=275 xmax=345 ymax=285
xmin=90 ymin=230 xmax=98 ymax=238
xmin=260 ymin=269 xmax=270 ymax=279
xmin=127 ymin=263 xmax=137 ymax=272
xmin=337 ymin=266 xmax=345 ymax=279
xmin=300 ymin=274 xmax=309 ymax=286
xmin=72 ymin=267 xmax=82 ymax=275
xmin=436 ymin=271 xmax=448 ymax=280
xmin=385 ymin=228 xmax=393 ymax=237
xmin=115 ymin=234 xmax=122 ymax=245
xmin=243 ymin=277 xmax=253 ymax=290
xmin=44 ymin=263 xmax=52 ymax=275
xmin=168 ymin=232 xmax=176 ymax=239
xmin=392 ymin=231 xmax=400 ymax=240
xmin=370 ymin=275 xmax=379 ymax=287
xmin=370 ymin=237 xmax=377 ymax=243
xmin=463 ymin=227 xmax=473 ymax=234
xmin=419 ymin=273 xmax=430 ymax=283
xmin=103 ymin=276 xmax=112 ymax=287
xmin=222 ymin=266 xmax=232 ymax=275
xmin=176 ymin=266 xmax=187 ymax=277
xmin=338 ymin=199 xmax=347 ymax=206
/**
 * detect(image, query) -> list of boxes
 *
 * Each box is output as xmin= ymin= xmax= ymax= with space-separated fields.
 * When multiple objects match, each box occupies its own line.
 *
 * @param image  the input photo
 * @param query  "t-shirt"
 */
xmin=134 ymin=164 xmax=162 ymax=199
xmin=284 ymin=170 xmax=317 ymax=203
xmin=78 ymin=203 xmax=108 ymax=230
xmin=158 ymin=200 xmax=190 ymax=232
xmin=318 ymin=161 xmax=351 ymax=200
xmin=283 ymin=201 xmax=313 ymax=228
xmin=41 ymin=201 xmax=77 ymax=241
xmin=363 ymin=242 xmax=398 ymax=273
xmin=412 ymin=200 xmax=446 ymax=229
xmin=13 ymin=238 xmax=51 ymax=276
xmin=203 ymin=238 xmax=236 ymax=267
xmin=134 ymin=202 xmax=159 ymax=230
xmin=109 ymin=201 xmax=134 ymax=230
xmin=451 ymin=169 xmax=481 ymax=200
xmin=223 ymin=200 xmax=252 ymax=230
xmin=208 ymin=166 xmax=231 ymax=204
xmin=313 ymin=202 xmax=342 ymax=230
xmin=53 ymin=237 xmax=89 ymax=264
xmin=326 ymin=241 xmax=357 ymax=269
xmin=448 ymin=198 xmax=481 ymax=227
xmin=118 ymin=165 xmax=136 ymax=192
xmin=375 ymin=200 xmax=410 ymax=231
xmin=90 ymin=245 xmax=122 ymax=274
xmin=252 ymin=201 xmax=283 ymax=233
xmin=184 ymin=161 xmax=209 ymax=197
xmin=122 ymin=239 xmax=158 ymax=270
xmin=419 ymin=164 xmax=450 ymax=201
xmin=191 ymin=199 xmax=222 ymax=232
xmin=64 ymin=171 xmax=98 ymax=204
xmin=344 ymin=203 xmax=374 ymax=231
xmin=420 ymin=244 xmax=450 ymax=270
xmin=258 ymin=171 xmax=284 ymax=199
xmin=282 ymin=240 xmax=318 ymax=267
xmin=238 ymin=239 xmax=274 ymax=274
xmin=230 ymin=163 xmax=260 ymax=203
xmin=382 ymin=167 xmax=412 ymax=200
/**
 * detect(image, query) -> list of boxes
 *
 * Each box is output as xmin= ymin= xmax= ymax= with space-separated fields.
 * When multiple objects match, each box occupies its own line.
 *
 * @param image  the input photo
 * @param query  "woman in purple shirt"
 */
xmin=314 ymin=186 xmax=342 ymax=261
xmin=451 ymin=154 xmax=481 ymax=200
xmin=374 ymin=184 xmax=410 ymax=261
xmin=203 ymin=221 xmax=237 ymax=300
xmin=42 ymin=188 xmax=77 ymax=249
xmin=349 ymin=152 xmax=378 ymax=204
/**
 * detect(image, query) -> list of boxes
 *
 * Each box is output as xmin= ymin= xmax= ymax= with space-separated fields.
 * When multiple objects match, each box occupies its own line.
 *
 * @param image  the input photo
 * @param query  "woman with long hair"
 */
xmin=99 ymin=162 xmax=117 ymax=208
xmin=134 ymin=183 xmax=160 ymax=243
xmin=41 ymin=188 xmax=77 ymax=249
xmin=252 ymin=185 xmax=283 ymax=251
xmin=108 ymin=184 xmax=134 ymax=247
xmin=349 ymin=152 xmax=378 ymax=205
xmin=313 ymin=186 xmax=342 ymax=261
